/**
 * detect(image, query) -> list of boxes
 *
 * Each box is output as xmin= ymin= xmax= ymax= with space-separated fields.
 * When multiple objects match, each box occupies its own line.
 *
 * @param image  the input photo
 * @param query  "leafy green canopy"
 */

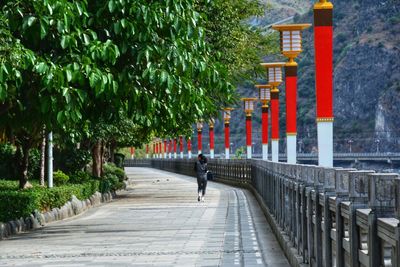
xmin=0 ymin=0 xmax=235 ymax=144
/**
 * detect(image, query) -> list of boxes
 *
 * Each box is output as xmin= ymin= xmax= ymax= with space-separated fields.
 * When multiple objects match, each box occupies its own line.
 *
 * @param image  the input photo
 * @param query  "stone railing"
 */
xmin=125 ymin=159 xmax=400 ymax=267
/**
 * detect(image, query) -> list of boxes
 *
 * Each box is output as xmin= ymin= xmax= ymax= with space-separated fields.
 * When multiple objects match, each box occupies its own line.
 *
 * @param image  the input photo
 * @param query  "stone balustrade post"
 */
xmin=368 ymin=173 xmax=399 ymax=267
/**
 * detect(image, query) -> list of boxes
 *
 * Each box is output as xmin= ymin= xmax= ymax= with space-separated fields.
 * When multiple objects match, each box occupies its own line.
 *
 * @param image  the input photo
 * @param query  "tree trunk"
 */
xmin=39 ymin=128 xmax=46 ymax=186
xmin=92 ymin=140 xmax=102 ymax=177
xmin=16 ymin=144 xmax=32 ymax=189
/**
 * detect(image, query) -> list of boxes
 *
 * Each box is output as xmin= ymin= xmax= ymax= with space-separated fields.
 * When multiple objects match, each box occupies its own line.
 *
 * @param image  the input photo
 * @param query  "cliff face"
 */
xmin=294 ymin=0 xmax=400 ymax=152
xmin=196 ymin=0 xmax=400 ymax=155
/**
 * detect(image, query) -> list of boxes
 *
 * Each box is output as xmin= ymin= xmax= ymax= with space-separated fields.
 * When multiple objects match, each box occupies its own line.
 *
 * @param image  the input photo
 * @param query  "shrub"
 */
xmin=28 ymin=148 xmax=41 ymax=180
xmin=0 ymin=180 xmax=100 ymax=223
xmin=103 ymin=163 xmax=127 ymax=182
xmin=53 ymin=170 xmax=69 ymax=186
xmin=69 ymin=171 xmax=92 ymax=184
xmin=0 ymin=190 xmax=41 ymax=222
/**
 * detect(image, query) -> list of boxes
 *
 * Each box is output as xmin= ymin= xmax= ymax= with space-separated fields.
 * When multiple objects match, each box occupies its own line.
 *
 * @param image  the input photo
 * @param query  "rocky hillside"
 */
xmin=203 ymin=0 xmax=400 ymax=155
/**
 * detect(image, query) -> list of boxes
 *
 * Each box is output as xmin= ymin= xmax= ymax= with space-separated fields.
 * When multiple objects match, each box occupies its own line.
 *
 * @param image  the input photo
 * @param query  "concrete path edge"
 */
xmin=213 ymin=178 xmax=308 ymax=267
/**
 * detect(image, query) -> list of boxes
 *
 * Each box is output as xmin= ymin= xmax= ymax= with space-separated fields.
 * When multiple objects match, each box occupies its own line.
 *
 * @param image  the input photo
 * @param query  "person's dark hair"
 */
xmin=198 ymin=153 xmax=207 ymax=163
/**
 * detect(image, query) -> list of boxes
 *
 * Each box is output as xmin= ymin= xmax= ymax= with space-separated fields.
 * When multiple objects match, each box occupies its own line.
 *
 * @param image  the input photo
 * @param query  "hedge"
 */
xmin=0 ymin=180 xmax=100 ymax=223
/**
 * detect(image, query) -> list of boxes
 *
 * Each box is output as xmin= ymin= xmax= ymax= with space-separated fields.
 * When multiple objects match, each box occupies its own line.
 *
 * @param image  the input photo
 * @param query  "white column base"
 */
xmin=272 ymin=140 xmax=279 ymax=162
xmin=210 ymin=149 xmax=214 ymax=159
xmin=164 ymin=153 xmax=167 ymax=159
xmin=146 ymin=154 xmax=149 ymax=159
xmin=287 ymin=135 xmax=297 ymax=164
xmin=318 ymin=121 xmax=333 ymax=167
xmin=180 ymin=152 xmax=183 ymax=159
xmin=168 ymin=153 xmax=171 ymax=159
xmin=131 ymin=155 xmax=134 ymax=159
xmin=198 ymin=150 xmax=202 ymax=156
xmin=188 ymin=151 xmax=192 ymax=159
xmin=247 ymin=146 xmax=252 ymax=159
xmin=262 ymin=144 xmax=268 ymax=161
xmin=225 ymin=148 xmax=230 ymax=159
xmin=174 ymin=153 xmax=177 ymax=159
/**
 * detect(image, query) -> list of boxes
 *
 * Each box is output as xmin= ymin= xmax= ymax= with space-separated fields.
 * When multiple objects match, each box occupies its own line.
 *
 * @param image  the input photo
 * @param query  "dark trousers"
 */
xmin=197 ymin=178 xmax=207 ymax=196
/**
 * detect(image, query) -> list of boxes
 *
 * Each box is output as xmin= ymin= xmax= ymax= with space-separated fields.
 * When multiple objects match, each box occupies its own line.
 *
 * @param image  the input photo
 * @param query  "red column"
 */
xmin=262 ymin=106 xmax=269 ymax=144
xmin=314 ymin=6 xmax=333 ymax=120
xmin=197 ymin=130 xmax=202 ymax=154
xmin=158 ymin=142 xmax=162 ymax=157
xmin=146 ymin=144 xmax=149 ymax=158
xmin=246 ymin=116 xmax=252 ymax=146
xmin=285 ymin=65 xmax=297 ymax=134
xmin=173 ymin=138 xmax=177 ymax=158
xmin=314 ymin=1 xmax=334 ymax=167
xmin=130 ymin=147 xmax=134 ymax=159
xmin=246 ymin=115 xmax=252 ymax=159
xmin=209 ymin=125 xmax=215 ymax=158
xmin=169 ymin=139 xmax=172 ymax=157
xmin=164 ymin=140 xmax=167 ymax=158
xmin=179 ymin=136 xmax=184 ymax=158
xmin=187 ymin=137 xmax=192 ymax=158
xmin=224 ymin=122 xmax=230 ymax=159
xmin=271 ymin=92 xmax=279 ymax=140
xmin=154 ymin=143 xmax=158 ymax=157
xmin=271 ymin=90 xmax=280 ymax=162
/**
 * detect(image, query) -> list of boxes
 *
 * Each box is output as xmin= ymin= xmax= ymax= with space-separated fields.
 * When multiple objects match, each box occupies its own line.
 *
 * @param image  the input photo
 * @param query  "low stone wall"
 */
xmin=0 ymin=191 xmax=113 ymax=240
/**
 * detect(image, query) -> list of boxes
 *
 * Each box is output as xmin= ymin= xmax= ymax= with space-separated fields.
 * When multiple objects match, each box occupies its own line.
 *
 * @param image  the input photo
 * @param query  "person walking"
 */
xmin=195 ymin=154 xmax=208 ymax=202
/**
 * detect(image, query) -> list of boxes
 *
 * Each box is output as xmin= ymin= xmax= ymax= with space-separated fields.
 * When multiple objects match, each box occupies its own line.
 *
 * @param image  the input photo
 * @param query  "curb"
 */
xmin=0 ymin=191 xmax=114 ymax=241
xmin=213 ymin=178 xmax=308 ymax=267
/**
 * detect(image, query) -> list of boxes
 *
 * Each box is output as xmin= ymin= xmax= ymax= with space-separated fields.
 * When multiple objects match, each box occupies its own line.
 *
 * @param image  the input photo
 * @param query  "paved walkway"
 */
xmin=0 ymin=168 xmax=290 ymax=267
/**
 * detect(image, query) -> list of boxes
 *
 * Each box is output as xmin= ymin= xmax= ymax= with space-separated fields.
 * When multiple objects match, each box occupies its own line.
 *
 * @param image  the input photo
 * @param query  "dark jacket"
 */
xmin=195 ymin=160 xmax=207 ymax=180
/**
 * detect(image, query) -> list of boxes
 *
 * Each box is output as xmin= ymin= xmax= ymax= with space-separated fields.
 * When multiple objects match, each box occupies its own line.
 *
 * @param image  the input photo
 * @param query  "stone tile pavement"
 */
xmin=0 ymin=167 xmax=290 ymax=267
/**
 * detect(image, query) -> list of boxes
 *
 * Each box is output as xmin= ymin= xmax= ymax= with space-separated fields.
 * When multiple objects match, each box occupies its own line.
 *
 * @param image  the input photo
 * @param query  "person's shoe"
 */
xmin=198 ymin=196 xmax=201 ymax=202
xmin=201 ymin=196 xmax=205 ymax=202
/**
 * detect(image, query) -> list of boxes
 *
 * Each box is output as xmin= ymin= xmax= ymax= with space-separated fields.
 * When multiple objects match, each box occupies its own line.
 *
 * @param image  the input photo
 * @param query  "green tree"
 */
xmin=196 ymin=0 xmax=279 ymax=83
xmin=0 ymin=0 xmax=235 ymax=185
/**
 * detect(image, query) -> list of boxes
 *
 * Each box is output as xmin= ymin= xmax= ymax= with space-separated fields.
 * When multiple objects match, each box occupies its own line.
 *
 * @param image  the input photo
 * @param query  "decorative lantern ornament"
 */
xmin=223 ymin=108 xmax=234 ymax=159
xmin=261 ymin=62 xmax=285 ymax=162
xmin=272 ymin=24 xmax=311 ymax=164
xmin=197 ymin=121 xmax=203 ymax=155
xmin=241 ymin=98 xmax=257 ymax=159
xmin=209 ymin=119 xmax=215 ymax=159
xmin=314 ymin=0 xmax=334 ymax=167
xmin=255 ymin=84 xmax=271 ymax=160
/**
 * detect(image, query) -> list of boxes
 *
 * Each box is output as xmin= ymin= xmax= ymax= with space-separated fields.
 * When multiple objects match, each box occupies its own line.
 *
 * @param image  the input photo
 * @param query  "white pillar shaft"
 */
xmin=272 ymin=140 xmax=279 ymax=162
xmin=47 ymin=132 xmax=53 ymax=188
xmin=287 ymin=135 xmax=297 ymax=164
xmin=169 ymin=153 xmax=171 ymax=159
xmin=225 ymin=148 xmax=230 ymax=159
xmin=247 ymin=146 xmax=252 ymax=159
xmin=262 ymin=144 xmax=268 ymax=161
xmin=146 ymin=154 xmax=149 ymax=159
xmin=180 ymin=152 xmax=183 ymax=159
xmin=174 ymin=152 xmax=177 ymax=159
xmin=198 ymin=150 xmax=202 ymax=155
xmin=188 ymin=151 xmax=192 ymax=159
xmin=210 ymin=149 xmax=214 ymax=159
xmin=318 ymin=121 xmax=333 ymax=167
